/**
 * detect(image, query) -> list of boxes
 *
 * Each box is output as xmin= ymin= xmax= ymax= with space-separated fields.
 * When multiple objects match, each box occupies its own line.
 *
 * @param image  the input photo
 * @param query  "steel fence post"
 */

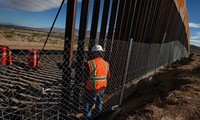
xmin=154 ymin=32 xmax=167 ymax=73
xmin=57 ymin=109 xmax=59 ymax=120
xmin=119 ymin=38 xmax=133 ymax=106
xmin=168 ymin=41 xmax=174 ymax=65
xmin=42 ymin=106 xmax=44 ymax=120
xmin=2 ymin=108 xmax=4 ymax=120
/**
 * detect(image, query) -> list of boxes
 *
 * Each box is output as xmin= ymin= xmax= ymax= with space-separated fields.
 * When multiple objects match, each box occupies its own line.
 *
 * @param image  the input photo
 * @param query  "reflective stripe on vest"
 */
xmin=86 ymin=59 xmax=109 ymax=91
xmin=89 ymin=77 xmax=107 ymax=80
xmin=90 ymin=60 xmax=96 ymax=78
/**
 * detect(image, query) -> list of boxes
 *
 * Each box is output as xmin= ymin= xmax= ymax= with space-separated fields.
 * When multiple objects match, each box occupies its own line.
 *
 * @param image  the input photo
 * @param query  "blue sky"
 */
xmin=0 ymin=0 xmax=81 ymax=29
xmin=186 ymin=0 xmax=200 ymax=47
xmin=0 ymin=0 xmax=200 ymax=47
xmin=0 ymin=0 xmax=107 ymax=31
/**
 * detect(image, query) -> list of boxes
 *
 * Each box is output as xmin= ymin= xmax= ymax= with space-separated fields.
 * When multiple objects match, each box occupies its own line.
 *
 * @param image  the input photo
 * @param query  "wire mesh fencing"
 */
xmin=0 ymin=37 xmax=188 ymax=120
xmin=0 ymin=0 xmax=189 ymax=119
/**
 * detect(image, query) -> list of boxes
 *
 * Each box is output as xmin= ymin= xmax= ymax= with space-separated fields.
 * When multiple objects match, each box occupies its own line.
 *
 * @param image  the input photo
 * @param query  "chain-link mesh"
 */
xmin=0 ymin=30 xmax=64 ymax=119
xmin=0 ymin=0 xmax=189 ymax=119
xmin=0 ymin=36 xmax=188 ymax=120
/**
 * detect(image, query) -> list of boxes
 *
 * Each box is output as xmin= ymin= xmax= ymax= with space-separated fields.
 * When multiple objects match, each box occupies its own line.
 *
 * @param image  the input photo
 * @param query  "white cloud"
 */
xmin=190 ymin=39 xmax=200 ymax=47
xmin=190 ymin=32 xmax=200 ymax=40
xmin=189 ymin=23 xmax=200 ymax=28
xmin=0 ymin=0 xmax=63 ymax=12
xmin=196 ymin=32 xmax=200 ymax=36
xmin=0 ymin=0 xmax=88 ymax=12
xmin=190 ymin=36 xmax=200 ymax=39
xmin=190 ymin=32 xmax=200 ymax=47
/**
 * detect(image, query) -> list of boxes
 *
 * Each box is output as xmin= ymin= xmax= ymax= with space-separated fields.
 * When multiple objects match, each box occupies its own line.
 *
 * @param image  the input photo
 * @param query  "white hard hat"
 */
xmin=91 ymin=45 xmax=104 ymax=52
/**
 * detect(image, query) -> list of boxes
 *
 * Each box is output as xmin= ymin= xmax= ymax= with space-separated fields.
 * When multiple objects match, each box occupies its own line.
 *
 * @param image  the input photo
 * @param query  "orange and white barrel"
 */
xmin=6 ymin=46 xmax=12 ymax=65
xmin=28 ymin=49 xmax=39 ymax=68
xmin=0 ymin=45 xmax=7 ymax=66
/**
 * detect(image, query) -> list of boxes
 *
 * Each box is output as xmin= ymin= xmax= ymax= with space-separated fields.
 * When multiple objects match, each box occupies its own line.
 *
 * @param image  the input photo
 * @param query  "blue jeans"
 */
xmin=84 ymin=89 xmax=105 ymax=118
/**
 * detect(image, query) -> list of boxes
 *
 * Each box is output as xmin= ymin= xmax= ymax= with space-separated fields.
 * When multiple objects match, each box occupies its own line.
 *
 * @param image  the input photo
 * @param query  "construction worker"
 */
xmin=83 ymin=45 xmax=110 ymax=118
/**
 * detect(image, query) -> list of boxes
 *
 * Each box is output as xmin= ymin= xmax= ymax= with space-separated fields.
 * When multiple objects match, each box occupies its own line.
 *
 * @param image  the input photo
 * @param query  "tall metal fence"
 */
xmin=0 ymin=0 xmax=189 ymax=119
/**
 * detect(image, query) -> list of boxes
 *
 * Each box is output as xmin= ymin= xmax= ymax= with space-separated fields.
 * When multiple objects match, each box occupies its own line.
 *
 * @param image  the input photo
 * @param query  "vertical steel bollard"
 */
xmin=119 ymin=38 xmax=133 ymax=105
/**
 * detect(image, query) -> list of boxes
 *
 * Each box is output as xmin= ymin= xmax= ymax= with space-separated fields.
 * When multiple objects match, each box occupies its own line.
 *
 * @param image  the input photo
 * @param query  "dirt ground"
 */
xmin=100 ymin=53 xmax=200 ymax=120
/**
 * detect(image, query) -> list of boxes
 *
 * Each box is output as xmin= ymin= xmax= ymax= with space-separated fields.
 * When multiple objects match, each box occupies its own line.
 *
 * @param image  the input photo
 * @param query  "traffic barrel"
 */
xmin=6 ymin=46 xmax=12 ymax=65
xmin=28 ymin=49 xmax=40 ymax=68
xmin=0 ymin=45 xmax=7 ymax=66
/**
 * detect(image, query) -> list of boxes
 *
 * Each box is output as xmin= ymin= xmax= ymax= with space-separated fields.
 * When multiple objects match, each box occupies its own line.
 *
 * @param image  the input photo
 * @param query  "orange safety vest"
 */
xmin=86 ymin=58 xmax=109 ymax=93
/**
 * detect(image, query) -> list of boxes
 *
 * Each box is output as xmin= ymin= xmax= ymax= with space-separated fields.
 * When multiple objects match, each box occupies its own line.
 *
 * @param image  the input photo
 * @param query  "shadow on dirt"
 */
xmin=96 ymin=54 xmax=198 ymax=120
xmin=12 ymin=61 xmax=34 ymax=71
